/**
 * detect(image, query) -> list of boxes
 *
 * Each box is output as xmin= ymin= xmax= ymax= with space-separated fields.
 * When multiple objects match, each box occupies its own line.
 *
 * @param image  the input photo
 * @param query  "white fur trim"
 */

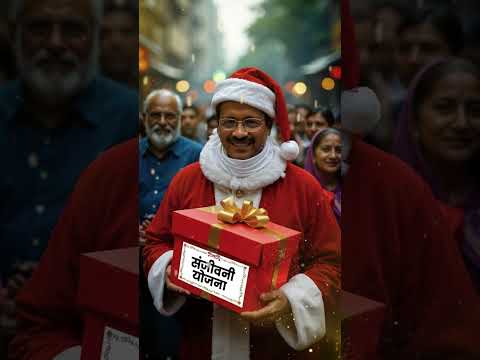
xmin=341 ymin=87 xmax=381 ymax=135
xmin=199 ymin=133 xmax=286 ymax=191
xmin=147 ymin=250 xmax=186 ymax=316
xmin=53 ymin=346 xmax=81 ymax=360
xmin=276 ymin=274 xmax=326 ymax=351
xmin=212 ymin=78 xmax=276 ymax=117
xmin=280 ymin=140 xmax=299 ymax=161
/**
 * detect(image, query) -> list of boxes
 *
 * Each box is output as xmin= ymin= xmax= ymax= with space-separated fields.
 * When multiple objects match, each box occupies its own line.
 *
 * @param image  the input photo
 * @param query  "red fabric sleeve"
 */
xmin=302 ymin=178 xmax=341 ymax=310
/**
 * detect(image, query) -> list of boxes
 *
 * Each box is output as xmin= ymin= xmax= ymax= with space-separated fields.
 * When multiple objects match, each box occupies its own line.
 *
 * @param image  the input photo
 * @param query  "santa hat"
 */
xmin=341 ymin=0 xmax=381 ymax=135
xmin=211 ymin=67 xmax=300 ymax=161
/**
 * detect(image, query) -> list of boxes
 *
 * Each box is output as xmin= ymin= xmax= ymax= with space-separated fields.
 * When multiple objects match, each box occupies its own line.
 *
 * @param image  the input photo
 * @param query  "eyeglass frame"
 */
xmin=218 ymin=117 xmax=266 ymax=131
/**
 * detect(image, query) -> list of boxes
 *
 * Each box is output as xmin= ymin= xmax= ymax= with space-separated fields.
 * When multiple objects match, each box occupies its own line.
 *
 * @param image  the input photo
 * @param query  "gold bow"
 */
xmin=217 ymin=196 xmax=270 ymax=228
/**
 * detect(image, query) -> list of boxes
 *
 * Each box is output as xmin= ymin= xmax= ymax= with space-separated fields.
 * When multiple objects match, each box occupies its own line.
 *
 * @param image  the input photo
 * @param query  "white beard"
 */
xmin=145 ymin=121 xmax=180 ymax=151
xmin=15 ymin=28 xmax=99 ymax=105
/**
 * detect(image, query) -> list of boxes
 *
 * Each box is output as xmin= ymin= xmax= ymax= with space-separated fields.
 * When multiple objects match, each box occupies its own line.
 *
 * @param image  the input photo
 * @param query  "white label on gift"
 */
xmin=178 ymin=242 xmax=250 ymax=308
xmin=100 ymin=327 xmax=139 ymax=360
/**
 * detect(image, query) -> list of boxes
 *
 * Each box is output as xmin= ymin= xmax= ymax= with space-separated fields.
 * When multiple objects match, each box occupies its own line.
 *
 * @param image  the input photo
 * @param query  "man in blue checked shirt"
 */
xmin=139 ymin=88 xmax=201 ymax=359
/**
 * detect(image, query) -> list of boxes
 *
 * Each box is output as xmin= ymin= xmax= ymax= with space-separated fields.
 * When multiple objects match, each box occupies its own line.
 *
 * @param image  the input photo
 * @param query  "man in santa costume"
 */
xmin=341 ymin=0 xmax=480 ymax=358
xmin=143 ymin=67 xmax=341 ymax=359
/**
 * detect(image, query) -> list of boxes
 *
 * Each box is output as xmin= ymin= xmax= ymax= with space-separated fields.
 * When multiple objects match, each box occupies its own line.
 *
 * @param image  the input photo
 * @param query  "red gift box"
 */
xmin=170 ymin=206 xmax=301 ymax=313
xmin=77 ymin=247 xmax=139 ymax=360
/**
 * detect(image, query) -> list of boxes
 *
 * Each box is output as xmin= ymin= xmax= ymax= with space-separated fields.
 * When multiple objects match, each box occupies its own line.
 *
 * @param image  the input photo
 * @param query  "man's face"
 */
xmin=395 ymin=23 xmax=451 ymax=86
xmin=181 ymin=108 xmax=200 ymax=138
xmin=100 ymin=10 xmax=137 ymax=78
xmin=143 ymin=94 xmax=180 ymax=151
xmin=306 ymin=113 xmax=329 ymax=140
xmin=14 ymin=0 xmax=97 ymax=104
xmin=217 ymin=101 xmax=270 ymax=160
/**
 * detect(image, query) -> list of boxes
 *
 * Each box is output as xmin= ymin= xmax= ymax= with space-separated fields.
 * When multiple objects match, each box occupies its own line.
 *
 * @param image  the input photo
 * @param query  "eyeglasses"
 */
xmin=218 ymin=117 xmax=265 ymax=131
xmin=147 ymin=111 xmax=178 ymax=122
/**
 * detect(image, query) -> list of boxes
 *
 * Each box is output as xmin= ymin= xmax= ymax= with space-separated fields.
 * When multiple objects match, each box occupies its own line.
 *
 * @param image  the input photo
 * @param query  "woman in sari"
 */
xmin=393 ymin=57 xmax=480 ymax=290
xmin=304 ymin=128 xmax=342 ymax=221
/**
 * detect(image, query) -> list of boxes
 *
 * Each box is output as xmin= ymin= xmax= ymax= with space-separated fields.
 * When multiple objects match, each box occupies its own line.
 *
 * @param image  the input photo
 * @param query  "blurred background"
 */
xmin=139 ymin=0 xmax=341 ymax=115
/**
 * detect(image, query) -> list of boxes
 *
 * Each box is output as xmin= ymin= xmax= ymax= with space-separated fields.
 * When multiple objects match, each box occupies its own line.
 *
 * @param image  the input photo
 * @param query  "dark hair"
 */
xmin=312 ymin=128 xmax=342 ymax=152
xmin=182 ymin=105 xmax=200 ymax=116
xmin=397 ymin=7 xmax=464 ymax=54
xmin=307 ymin=107 xmax=336 ymax=126
xmin=412 ymin=57 xmax=480 ymax=120
xmin=295 ymin=104 xmax=312 ymax=113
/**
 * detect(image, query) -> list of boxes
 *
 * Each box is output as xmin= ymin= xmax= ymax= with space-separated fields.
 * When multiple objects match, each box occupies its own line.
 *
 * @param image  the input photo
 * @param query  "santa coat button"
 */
xmin=235 ymin=190 xmax=244 ymax=198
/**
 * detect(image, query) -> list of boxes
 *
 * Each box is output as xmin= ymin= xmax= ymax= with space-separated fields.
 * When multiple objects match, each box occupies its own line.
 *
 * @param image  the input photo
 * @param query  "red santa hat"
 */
xmin=211 ymin=67 xmax=300 ymax=161
xmin=341 ymin=0 xmax=381 ymax=135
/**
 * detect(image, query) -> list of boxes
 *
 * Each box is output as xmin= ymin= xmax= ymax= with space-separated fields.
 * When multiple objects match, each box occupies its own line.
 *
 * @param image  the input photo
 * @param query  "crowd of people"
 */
xmin=351 ymin=0 xmax=479 ymax=292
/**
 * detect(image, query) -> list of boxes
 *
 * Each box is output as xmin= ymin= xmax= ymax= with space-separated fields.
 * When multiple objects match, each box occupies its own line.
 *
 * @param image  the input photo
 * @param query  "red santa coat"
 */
xmin=343 ymin=138 xmax=480 ymax=359
xmin=9 ymin=139 xmax=139 ymax=360
xmin=143 ymin=162 xmax=341 ymax=360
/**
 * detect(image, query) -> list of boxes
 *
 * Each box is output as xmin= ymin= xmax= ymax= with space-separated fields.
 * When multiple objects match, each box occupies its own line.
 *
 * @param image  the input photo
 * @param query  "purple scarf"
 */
xmin=304 ymin=130 xmax=342 ymax=220
xmin=392 ymin=58 xmax=480 ymax=288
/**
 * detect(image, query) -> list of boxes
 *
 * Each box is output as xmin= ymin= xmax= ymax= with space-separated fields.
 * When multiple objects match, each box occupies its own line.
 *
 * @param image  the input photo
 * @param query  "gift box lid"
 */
xmin=172 ymin=207 xmax=301 ymax=267
xmin=78 ymin=247 xmax=139 ymax=325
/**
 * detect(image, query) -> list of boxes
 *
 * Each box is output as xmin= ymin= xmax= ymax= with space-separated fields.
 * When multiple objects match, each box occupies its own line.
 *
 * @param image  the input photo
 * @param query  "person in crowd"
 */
xmin=180 ymin=104 xmax=206 ymax=145
xmin=287 ymin=106 xmax=305 ymax=167
xmin=206 ymin=114 xmax=218 ymax=138
xmin=304 ymin=128 xmax=342 ymax=221
xmin=139 ymin=89 xmax=202 ymax=358
xmin=99 ymin=0 xmax=138 ymax=88
xmin=139 ymin=89 xmax=202 ymax=225
xmin=393 ymin=57 xmax=480 ymax=290
xmin=0 ymin=0 xmax=137 ymax=339
xmin=143 ymin=67 xmax=340 ymax=359
xmin=395 ymin=7 xmax=464 ymax=91
xmin=294 ymin=104 xmax=311 ymax=146
xmin=304 ymin=108 xmax=335 ymax=141
xmin=341 ymin=0 xmax=480 ymax=357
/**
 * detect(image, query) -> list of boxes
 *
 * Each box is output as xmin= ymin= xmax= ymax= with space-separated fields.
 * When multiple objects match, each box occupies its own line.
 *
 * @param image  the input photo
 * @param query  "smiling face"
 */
xmin=416 ymin=71 xmax=480 ymax=165
xmin=143 ymin=93 xmax=180 ymax=151
xmin=217 ymin=101 xmax=270 ymax=160
xmin=314 ymin=133 xmax=342 ymax=174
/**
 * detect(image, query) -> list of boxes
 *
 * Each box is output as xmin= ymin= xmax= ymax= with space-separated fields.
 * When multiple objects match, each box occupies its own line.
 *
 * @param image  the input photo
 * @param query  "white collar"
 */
xmin=199 ymin=132 xmax=286 ymax=191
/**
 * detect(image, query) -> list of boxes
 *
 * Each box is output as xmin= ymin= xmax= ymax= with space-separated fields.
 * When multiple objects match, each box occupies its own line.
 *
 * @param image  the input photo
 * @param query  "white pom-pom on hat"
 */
xmin=341 ymin=87 xmax=381 ymax=135
xmin=280 ymin=140 xmax=300 ymax=161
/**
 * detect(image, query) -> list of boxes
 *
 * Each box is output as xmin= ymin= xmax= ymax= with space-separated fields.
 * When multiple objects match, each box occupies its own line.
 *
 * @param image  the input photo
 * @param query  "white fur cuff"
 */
xmin=276 ymin=274 xmax=326 ymax=350
xmin=147 ymin=250 xmax=186 ymax=316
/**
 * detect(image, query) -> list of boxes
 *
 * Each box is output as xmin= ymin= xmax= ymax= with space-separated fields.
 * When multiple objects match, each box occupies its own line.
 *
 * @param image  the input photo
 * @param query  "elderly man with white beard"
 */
xmin=0 ymin=0 xmax=137 ymax=338
xmin=139 ymin=89 xmax=201 ymax=359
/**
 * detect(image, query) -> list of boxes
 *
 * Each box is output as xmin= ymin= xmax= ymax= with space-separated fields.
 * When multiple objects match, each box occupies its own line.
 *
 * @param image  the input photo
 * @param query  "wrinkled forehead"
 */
xmin=20 ymin=0 xmax=94 ymax=21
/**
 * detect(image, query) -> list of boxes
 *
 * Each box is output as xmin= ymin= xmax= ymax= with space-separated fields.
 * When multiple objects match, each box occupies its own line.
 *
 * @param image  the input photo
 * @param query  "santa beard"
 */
xmin=145 ymin=120 xmax=180 ymax=151
xmin=15 ymin=29 xmax=99 ymax=105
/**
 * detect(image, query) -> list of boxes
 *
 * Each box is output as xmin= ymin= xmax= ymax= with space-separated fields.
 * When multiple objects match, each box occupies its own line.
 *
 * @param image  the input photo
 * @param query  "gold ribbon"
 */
xmin=217 ymin=196 xmax=270 ymax=228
